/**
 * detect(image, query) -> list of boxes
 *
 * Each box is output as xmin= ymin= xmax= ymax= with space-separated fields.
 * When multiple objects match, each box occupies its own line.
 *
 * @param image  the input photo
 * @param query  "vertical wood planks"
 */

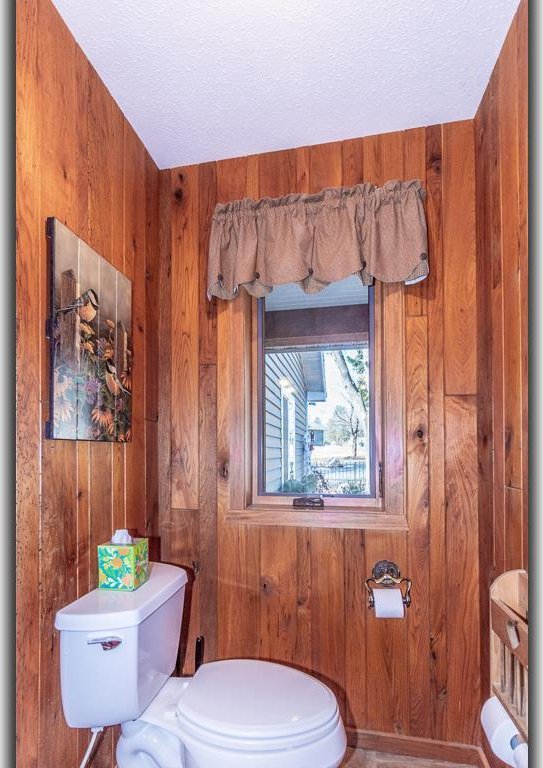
xmin=341 ymin=138 xmax=364 ymax=186
xmin=170 ymin=166 xmax=200 ymax=510
xmin=87 ymin=64 xmax=116 ymax=608
xmin=197 ymin=159 xmax=219 ymax=661
xmin=37 ymin=3 xmax=79 ymax=763
xmin=444 ymin=396 xmax=480 ymax=744
xmin=340 ymin=137 xmax=367 ymax=731
xmin=196 ymin=127 xmax=489 ymax=744
xmin=124 ymin=123 xmax=147 ymax=537
xmin=198 ymin=362 xmax=218 ymax=660
xmin=157 ymin=170 xmax=173 ymax=563
xmin=364 ymin=530 xmax=409 ymax=734
xmin=307 ymin=142 xmax=347 ymax=718
xmin=310 ymin=528 xmax=346 ymax=717
xmin=343 ymin=530 xmax=367 ymax=728
xmin=425 ymin=124 xmax=448 ymax=740
xmin=441 ymin=132 xmax=481 ymax=758
xmin=474 ymin=80 xmax=494 ymax=705
xmin=15 ymin=1 xmax=40 ymax=764
xmin=17 ymin=2 xmax=530 ymax=760
xmin=166 ymin=509 xmax=200 ymax=674
xmin=489 ymin=59 xmax=506 ymax=577
xmin=198 ymin=162 xmax=218 ymax=365
xmin=404 ymin=128 xmax=428 ymax=316
xmin=257 ymin=150 xmax=301 ymax=669
xmin=157 ymin=8 xmax=527 ymax=747
xmin=405 ymin=315 xmax=431 ymax=736
xmin=110 ymin=101 xmax=127 ymax=541
xmin=145 ymin=153 xmax=160 ymax=423
xmin=215 ymin=156 xmax=261 ymax=660
xmin=362 ymin=132 xmax=409 ymax=736
xmin=442 ymin=121 xmax=477 ymax=396
xmin=516 ymin=0 xmax=528 ymax=570
xmin=259 ymin=526 xmax=299 ymax=664
xmin=474 ymin=9 xmax=528 ymax=740
xmin=364 ymin=132 xmax=406 ymax=518
xmin=145 ymin=153 xmax=160 ymax=542
xmin=498 ymin=19 xmax=522 ymax=495
xmin=16 ymin=2 xmax=161 ymax=766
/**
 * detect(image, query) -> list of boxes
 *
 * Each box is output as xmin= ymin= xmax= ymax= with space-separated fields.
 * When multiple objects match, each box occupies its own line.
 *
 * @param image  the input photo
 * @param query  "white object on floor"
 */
xmin=480 ymin=696 xmax=522 ymax=767
xmin=512 ymin=739 xmax=528 ymax=768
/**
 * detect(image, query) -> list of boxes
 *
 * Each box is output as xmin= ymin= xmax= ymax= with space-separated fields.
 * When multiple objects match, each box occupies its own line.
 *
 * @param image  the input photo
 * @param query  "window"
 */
xmin=217 ymin=276 xmax=408 ymax=529
xmin=257 ymin=275 xmax=377 ymax=500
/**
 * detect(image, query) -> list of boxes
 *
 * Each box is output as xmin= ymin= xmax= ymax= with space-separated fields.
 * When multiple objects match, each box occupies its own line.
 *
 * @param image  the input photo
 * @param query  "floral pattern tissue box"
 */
xmin=98 ymin=538 xmax=149 ymax=591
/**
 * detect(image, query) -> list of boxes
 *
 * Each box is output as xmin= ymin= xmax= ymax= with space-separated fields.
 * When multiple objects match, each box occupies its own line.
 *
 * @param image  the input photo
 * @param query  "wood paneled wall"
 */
xmin=16 ymin=2 xmax=160 ymax=766
xmin=474 ymin=0 xmax=528 ymax=741
xmin=160 ymin=119 xmax=484 ymax=745
xmin=17 ymin=0 xmax=526 ymax=764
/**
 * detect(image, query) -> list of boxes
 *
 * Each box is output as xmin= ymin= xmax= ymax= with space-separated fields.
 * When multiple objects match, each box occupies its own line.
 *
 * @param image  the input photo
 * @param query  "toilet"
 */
xmin=54 ymin=562 xmax=347 ymax=768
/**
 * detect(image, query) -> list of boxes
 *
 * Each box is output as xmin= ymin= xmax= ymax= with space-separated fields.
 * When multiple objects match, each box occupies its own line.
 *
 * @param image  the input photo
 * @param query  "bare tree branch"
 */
xmin=331 ymin=350 xmax=367 ymax=416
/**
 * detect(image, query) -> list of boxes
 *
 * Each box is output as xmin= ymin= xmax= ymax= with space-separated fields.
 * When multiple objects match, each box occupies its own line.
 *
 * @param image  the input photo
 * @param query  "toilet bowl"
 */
xmin=116 ymin=661 xmax=346 ymax=768
xmin=54 ymin=562 xmax=346 ymax=768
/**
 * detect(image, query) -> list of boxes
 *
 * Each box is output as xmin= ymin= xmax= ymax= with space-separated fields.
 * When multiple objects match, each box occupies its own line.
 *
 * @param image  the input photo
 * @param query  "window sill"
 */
xmin=227 ymin=505 xmax=408 ymax=531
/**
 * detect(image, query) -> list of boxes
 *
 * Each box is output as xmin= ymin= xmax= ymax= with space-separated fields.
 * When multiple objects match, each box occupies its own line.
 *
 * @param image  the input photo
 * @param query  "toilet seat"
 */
xmin=126 ymin=660 xmax=347 ymax=768
xmin=174 ymin=659 xmax=340 ymax=751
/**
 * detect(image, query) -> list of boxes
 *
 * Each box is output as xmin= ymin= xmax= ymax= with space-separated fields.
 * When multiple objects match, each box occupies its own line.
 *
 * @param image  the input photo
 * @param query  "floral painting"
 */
xmin=46 ymin=218 xmax=132 ymax=441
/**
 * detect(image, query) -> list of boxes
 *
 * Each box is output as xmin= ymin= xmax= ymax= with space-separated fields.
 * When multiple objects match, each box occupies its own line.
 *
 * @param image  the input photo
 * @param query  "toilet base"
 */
xmin=117 ymin=719 xmax=346 ymax=768
xmin=117 ymin=676 xmax=347 ymax=768
xmin=117 ymin=719 xmax=184 ymax=768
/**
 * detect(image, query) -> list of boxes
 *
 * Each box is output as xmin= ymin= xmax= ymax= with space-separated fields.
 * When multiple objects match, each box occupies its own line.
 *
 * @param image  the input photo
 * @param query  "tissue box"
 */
xmin=97 ymin=538 xmax=149 ymax=591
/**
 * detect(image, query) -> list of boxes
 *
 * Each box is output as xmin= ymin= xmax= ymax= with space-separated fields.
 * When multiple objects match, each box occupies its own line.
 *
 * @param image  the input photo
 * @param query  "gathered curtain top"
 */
xmin=207 ymin=179 xmax=428 ymax=300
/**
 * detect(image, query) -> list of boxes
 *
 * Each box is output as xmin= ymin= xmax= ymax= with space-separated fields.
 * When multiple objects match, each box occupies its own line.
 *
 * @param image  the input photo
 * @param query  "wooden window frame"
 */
xmin=255 ymin=288 xmax=379 ymax=504
xmin=218 ymin=282 xmax=408 ymax=531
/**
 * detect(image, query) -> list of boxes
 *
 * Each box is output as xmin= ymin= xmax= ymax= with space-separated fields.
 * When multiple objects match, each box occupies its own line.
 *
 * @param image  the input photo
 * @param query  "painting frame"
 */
xmin=45 ymin=217 xmax=133 ymax=442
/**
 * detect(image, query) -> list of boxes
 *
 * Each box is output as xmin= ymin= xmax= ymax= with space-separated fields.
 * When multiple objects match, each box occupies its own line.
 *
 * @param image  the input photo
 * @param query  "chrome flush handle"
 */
xmin=87 ymin=636 xmax=123 ymax=651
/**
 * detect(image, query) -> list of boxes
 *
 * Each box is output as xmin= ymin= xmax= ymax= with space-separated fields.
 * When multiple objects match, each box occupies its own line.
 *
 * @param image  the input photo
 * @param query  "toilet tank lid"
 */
xmin=54 ymin=563 xmax=187 ymax=632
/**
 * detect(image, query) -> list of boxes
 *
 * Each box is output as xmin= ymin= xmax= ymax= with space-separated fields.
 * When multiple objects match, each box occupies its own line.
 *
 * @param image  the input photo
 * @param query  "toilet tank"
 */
xmin=54 ymin=562 xmax=187 ymax=729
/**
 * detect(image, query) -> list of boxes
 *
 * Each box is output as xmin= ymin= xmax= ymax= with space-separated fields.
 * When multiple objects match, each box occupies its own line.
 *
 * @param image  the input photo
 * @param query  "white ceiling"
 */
xmin=52 ymin=0 xmax=520 ymax=170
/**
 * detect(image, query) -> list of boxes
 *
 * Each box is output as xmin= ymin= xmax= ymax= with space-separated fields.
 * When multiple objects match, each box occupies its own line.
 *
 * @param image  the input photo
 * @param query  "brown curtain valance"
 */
xmin=207 ymin=179 xmax=428 ymax=300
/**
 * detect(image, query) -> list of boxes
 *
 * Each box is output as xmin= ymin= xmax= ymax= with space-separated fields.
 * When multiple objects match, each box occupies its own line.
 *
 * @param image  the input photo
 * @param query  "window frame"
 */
xmin=219 ymin=281 xmax=409 ymax=531
xmin=255 ymin=287 xmax=379 ymax=502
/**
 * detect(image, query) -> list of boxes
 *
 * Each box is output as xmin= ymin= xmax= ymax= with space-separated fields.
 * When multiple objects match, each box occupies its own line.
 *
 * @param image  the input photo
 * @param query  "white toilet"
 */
xmin=55 ymin=562 xmax=347 ymax=768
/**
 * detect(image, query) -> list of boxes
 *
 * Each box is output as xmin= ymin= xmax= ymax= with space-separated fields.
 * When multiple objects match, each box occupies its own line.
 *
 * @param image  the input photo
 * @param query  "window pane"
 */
xmin=259 ymin=276 xmax=373 ymax=498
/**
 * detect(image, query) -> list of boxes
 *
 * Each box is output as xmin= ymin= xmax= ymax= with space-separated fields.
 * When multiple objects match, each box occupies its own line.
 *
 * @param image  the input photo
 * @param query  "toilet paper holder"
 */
xmin=365 ymin=560 xmax=412 ymax=609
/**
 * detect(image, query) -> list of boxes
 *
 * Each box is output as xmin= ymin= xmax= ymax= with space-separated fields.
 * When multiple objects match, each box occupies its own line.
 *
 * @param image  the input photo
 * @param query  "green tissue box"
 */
xmin=98 ymin=538 xmax=149 ymax=591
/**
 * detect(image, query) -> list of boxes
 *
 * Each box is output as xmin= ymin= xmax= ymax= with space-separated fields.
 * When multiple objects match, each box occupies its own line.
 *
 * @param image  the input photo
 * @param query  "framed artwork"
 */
xmin=45 ymin=217 xmax=133 ymax=441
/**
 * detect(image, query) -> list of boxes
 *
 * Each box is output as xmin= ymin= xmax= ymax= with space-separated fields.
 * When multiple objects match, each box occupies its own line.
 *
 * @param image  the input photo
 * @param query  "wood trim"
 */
xmin=346 ymin=728 xmax=491 ymax=767
xmin=490 ymin=597 xmax=527 ymax=667
xmin=228 ymin=508 xmax=409 ymax=530
xmin=244 ymin=269 xmax=407 ymax=526
xmin=252 ymin=492 xmax=383 ymax=509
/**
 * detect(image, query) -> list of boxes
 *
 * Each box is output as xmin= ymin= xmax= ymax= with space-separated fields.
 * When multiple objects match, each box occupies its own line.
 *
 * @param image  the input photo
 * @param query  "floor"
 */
xmin=341 ymin=749 xmax=473 ymax=767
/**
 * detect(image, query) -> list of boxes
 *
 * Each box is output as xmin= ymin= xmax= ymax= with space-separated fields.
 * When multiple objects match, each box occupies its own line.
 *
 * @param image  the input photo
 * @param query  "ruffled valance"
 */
xmin=207 ymin=179 xmax=428 ymax=300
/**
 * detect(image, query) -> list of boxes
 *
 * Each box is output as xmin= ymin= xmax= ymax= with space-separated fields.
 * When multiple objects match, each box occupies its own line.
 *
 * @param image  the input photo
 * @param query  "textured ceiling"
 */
xmin=52 ymin=0 xmax=520 ymax=170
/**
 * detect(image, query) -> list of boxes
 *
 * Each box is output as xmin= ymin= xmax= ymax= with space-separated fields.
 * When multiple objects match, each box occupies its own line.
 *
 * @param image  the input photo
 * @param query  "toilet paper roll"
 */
xmin=480 ymin=697 xmax=518 ymax=767
xmin=373 ymin=588 xmax=404 ymax=618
